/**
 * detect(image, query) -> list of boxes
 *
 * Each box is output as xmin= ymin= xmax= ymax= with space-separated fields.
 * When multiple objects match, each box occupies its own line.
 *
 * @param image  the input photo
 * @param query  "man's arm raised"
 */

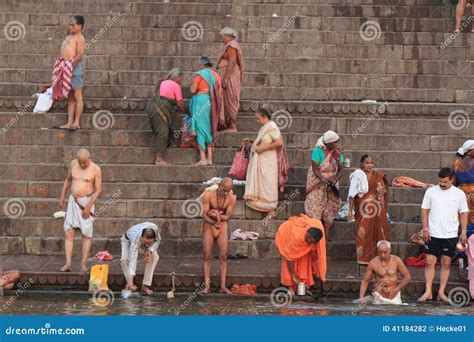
xmin=219 ymin=194 xmax=236 ymax=222
xmin=59 ymin=162 xmax=73 ymax=209
xmin=202 ymin=192 xmax=217 ymax=225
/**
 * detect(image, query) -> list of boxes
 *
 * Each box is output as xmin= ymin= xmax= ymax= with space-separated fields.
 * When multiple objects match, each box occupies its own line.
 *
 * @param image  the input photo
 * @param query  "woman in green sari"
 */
xmin=189 ymin=56 xmax=222 ymax=166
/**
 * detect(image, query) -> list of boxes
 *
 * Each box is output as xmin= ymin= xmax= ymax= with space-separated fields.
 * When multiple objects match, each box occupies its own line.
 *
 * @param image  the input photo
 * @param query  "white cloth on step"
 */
xmin=230 ymin=228 xmax=259 ymax=241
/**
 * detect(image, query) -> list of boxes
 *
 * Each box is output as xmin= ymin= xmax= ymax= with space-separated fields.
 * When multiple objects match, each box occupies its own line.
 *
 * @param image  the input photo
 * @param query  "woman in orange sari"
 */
xmin=348 ymin=154 xmax=390 ymax=265
xmin=216 ymin=27 xmax=244 ymax=132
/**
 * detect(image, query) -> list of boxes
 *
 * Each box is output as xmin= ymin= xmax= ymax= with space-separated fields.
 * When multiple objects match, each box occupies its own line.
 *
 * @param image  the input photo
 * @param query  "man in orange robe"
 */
xmin=275 ymin=214 xmax=326 ymax=295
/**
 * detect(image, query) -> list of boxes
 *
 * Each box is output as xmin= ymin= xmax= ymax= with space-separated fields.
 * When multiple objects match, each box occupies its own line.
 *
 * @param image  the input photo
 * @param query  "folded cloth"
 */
xmin=372 ymin=291 xmax=404 ymax=305
xmin=95 ymin=251 xmax=114 ymax=261
xmin=392 ymin=176 xmax=434 ymax=189
xmin=405 ymin=253 xmax=426 ymax=267
xmin=348 ymin=169 xmax=369 ymax=200
xmin=230 ymin=284 xmax=257 ymax=295
xmin=230 ymin=228 xmax=260 ymax=241
xmin=63 ymin=194 xmax=94 ymax=238
xmin=52 ymin=57 xmax=73 ymax=101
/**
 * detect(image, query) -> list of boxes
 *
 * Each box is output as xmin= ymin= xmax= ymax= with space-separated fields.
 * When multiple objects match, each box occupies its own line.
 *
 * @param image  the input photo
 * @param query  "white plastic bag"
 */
xmin=33 ymin=87 xmax=53 ymax=113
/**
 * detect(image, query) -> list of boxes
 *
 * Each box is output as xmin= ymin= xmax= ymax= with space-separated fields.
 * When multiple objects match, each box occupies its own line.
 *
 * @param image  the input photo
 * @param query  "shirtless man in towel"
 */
xmin=358 ymin=240 xmax=411 ymax=304
xmin=55 ymin=15 xmax=86 ymax=131
xmin=201 ymin=177 xmax=236 ymax=294
xmin=60 ymin=149 xmax=102 ymax=274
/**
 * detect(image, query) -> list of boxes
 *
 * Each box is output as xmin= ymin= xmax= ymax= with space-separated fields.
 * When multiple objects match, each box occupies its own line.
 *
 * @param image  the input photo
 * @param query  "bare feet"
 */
xmin=201 ymin=282 xmax=211 ymax=294
xmin=155 ymin=159 xmax=170 ymax=166
xmin=59 ymin=265 xmax=72 ymax=272
xmin=454 ymin=29 xmax=461 ymax=33
xmin=437 ymin=292 xmax=450 ymax=303
xmin=141 ymin=285 xmax=154 ymax=296
xmin=223 ymin=128 xmax=237 ymax=132
xmin=219 ymin=287 xmax=232 ymax=294
xmin=417 ymin=292 xmax=433 ymax=302
xmin=206 ymin=160 xmax=213 ymax=165
xmin=288 ymin=287 xmax=295 ymax=296
xmin=59 ymin=124 xmax=71 ymax=129
xmin=126 ymin=285 xmax=138 ymax=292
xmin=194 ymin=160 xmax=208 ymax=166
xmin=79 ymin=265 xmax=88 ymax=275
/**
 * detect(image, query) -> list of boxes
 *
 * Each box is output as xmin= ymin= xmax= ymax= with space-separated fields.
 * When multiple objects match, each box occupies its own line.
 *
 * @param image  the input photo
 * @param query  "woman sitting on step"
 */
xmin=243 ymin=108 xmax=289 ymax=220
xmin=147 ymin=68 xmax=188 ymax=165
xmin=189 ymin=56 xmax=222 ymax=166
xmin=347 ymin=154 xmax=390 ymax=265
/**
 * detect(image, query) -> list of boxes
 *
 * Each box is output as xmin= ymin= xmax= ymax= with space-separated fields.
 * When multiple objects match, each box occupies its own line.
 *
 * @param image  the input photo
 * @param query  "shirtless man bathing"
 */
xmin=359 ymin=240 xmax=411 ymax=304
xmin=59 ymin=149 xmax=102 ymax=274
xmin=201 ymin=177 xmax=236 ymax=294
xmin=54 ymin=15 xmax=86 ymax=131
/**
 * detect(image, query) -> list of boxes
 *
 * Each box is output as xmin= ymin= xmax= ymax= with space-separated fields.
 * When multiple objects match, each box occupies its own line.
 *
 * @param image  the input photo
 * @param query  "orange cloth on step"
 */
xmin=275 ymin=214 xmax=326 ymax=287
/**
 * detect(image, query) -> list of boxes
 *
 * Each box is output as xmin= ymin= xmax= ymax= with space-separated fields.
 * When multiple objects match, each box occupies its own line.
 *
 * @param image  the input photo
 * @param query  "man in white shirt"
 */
xmin=121 ymin=222 xmax=161 ymax=295
xmin=418 ymin=168 xmax=468 ymax=302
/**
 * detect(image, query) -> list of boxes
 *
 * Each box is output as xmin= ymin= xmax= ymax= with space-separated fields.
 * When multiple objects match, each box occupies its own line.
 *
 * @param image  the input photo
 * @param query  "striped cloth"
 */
xmin=52 ymin=57 xmax=73 ymax=101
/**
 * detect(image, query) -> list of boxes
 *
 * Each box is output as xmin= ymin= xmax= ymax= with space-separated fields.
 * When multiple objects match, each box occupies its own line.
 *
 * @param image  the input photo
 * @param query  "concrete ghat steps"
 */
xmin=1 ymin=217 xmax=423 ymax=240
xmin=0 ymin=235 xmax=421 ymax=260
xmin=0 ymin=164 xmax=452 ymax=185
xmin=0 ymin=129 xmax=469 ymax=150
xmin=0 ymin=147 xmax=457 ymax=168
xmin=0 ymin=197 xmax=423 ymax=220
xmin=2 ymin=56 xmax=472 ymax=75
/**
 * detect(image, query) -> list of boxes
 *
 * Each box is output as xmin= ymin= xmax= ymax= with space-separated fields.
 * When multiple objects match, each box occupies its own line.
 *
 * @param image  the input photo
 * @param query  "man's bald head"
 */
xmin=76 ymin=149 xmax=91 ymax=169
xmin=218 ymin=177 xmax=233 ymax=196
xmin=221 ymin=177 xmax=233 ymax=189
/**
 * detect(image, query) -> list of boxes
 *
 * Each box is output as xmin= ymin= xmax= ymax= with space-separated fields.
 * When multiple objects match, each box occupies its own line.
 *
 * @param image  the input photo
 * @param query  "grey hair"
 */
xmin=167 ymin=67 xmax=182 ymax=80
xmin=76 ymin=148 xmax=90 ymax=159
xmin=220 ymin=27 xmax=237 ymax=37
xmin=377 ymin=240 xmax=391 ymax=249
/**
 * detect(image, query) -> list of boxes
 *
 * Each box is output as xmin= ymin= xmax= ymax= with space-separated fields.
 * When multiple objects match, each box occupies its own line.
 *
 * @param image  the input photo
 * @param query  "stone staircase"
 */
xmin=0 ymin=0 xmax=472 ymax=269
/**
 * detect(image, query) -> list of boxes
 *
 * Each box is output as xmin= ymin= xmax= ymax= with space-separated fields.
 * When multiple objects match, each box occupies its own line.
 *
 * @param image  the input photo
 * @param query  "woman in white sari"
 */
xmin=244 ymin=108 xmax=289 ymax=219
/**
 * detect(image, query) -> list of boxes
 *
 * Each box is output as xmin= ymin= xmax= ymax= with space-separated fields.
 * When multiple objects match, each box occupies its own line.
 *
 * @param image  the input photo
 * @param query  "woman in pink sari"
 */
xmin=304 ymin=130 xmax=345 ymax=240
xmin=216 ymin=27 xmax=244 ymax=132
xmin=244 ymin=108 xmax=289 ymax=220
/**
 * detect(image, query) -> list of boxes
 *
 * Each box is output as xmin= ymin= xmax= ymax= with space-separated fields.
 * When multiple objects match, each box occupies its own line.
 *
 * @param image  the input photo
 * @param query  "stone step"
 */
xmin=1 ymin=39 xmax=470 ymax=59
xmin=4 ymin=68 xmax=474 ymax=90
xmin=0 ymin=180 xmax=428 ymax=203
xmin=0 ymin=236 xmax=420 ymax=260
xmin=3 ymin=55 xmax=472 ymax=76
xmin=4 ymin=27 xmax=468 ymax=47
xmin=1 ymin=217 xmax=423 ymax=241
xmin=0 ymin=129 xmax=468 ymax=151
xmin=0 ymin=145 xmax=457 ymax=170
xmin=1 ymin=112 xmax=471 ymax=136
xmin=0 ymin=3 xmax=453 ymax=18
xmin=0 ymin=197 xmax=425 ymax=221
xmin=3 ymin=83 xmax=472 ymax=102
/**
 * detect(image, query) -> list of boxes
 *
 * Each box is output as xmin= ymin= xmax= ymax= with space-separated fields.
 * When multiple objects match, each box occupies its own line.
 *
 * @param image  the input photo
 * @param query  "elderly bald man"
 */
xmin=59 ymin=149 xmax=102 ymax=274
xmin=359 ymin=240 xmax=411 ymax=305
